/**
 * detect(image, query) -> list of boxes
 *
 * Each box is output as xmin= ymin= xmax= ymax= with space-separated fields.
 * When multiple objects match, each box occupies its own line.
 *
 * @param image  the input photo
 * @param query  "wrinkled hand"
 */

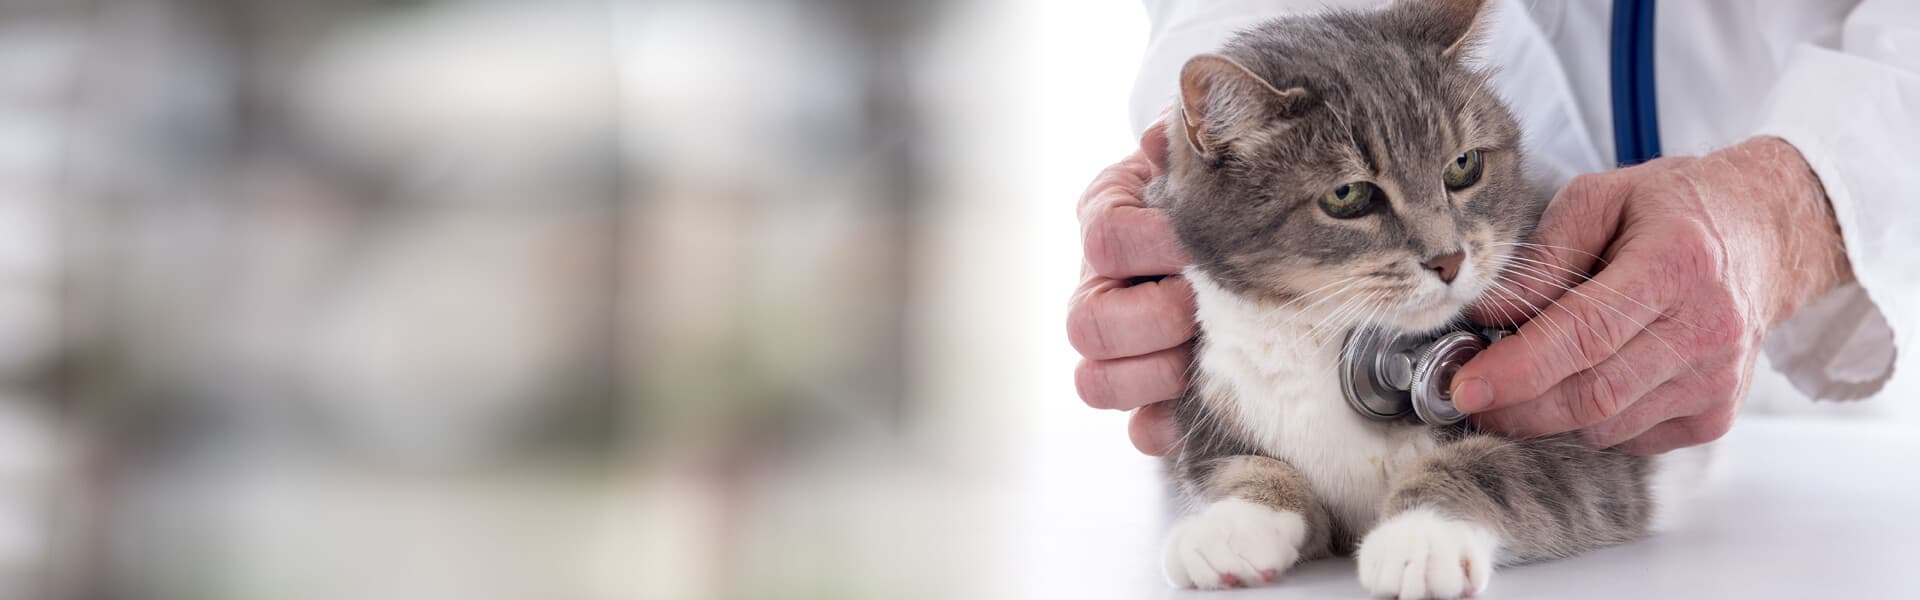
xmin=1455 ymin=136 xmax=1853 ymax=454
xmin=1067 ymin=119 xmax=1195 ymax=456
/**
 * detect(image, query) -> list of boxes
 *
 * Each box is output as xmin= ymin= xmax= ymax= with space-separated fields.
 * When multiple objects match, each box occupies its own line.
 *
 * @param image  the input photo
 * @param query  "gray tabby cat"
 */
xmin=1149 ymin=0 xmax=1702 ymax=597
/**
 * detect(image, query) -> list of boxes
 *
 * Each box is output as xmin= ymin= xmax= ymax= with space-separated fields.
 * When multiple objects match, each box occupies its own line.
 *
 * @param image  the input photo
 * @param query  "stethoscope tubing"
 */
xmin=1610 ymin=0 xmax=1662 ymax=166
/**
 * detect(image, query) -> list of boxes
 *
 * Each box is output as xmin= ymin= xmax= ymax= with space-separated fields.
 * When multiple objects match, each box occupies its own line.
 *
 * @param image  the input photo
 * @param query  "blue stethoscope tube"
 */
xmin=1610 ymin=0 xmax=1661 ymax=166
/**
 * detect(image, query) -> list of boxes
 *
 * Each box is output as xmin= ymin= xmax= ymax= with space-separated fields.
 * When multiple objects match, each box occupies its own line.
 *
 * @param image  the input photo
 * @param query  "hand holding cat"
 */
xmin=1067 ymin=118 xmax=1194 ymax=456
xmin=1452 ymin=136 xmax=1853 ymax=454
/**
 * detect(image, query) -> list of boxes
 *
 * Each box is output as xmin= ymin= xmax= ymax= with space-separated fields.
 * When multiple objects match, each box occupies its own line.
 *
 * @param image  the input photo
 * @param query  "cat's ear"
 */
xmin=1177 ymin=54 xmax=1309 ymax=160
xmin=1398 ymin=0 xmax=1492 ymax=60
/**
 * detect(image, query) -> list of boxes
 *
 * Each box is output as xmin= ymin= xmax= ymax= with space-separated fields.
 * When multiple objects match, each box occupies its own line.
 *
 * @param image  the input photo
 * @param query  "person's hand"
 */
xmin=1455 ymin=136 xmax=1853 ymax=454
xmin=1067 ymin=119 xmax=1195 ymax=456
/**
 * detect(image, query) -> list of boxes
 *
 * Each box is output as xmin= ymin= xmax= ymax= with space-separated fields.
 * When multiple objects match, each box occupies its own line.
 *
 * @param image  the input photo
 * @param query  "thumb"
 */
xmin=1140 ymin=112 xmax=1171 ymax=179
xmin=1129 ymin=400 xmax=1181 ymax=456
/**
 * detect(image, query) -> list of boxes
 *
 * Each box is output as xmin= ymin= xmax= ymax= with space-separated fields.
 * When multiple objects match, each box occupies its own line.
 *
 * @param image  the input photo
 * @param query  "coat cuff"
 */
xmin=1751 ymin=46 xmax=1920 ymax=400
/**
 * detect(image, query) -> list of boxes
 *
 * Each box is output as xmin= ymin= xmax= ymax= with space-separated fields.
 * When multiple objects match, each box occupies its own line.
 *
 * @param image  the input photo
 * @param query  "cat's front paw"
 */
xmin=1356 ymin=507 xmax=1498 ymax=599
xmin=1162 ymin=498 xmax=1308 ymax=590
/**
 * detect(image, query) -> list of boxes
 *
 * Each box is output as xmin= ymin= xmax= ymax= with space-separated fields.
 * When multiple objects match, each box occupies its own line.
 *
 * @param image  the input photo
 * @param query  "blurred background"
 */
xmin=2 ymin=1 xmax=1908 ymax=599
xmin=0 ymin=0 xmax=1157 ymax=598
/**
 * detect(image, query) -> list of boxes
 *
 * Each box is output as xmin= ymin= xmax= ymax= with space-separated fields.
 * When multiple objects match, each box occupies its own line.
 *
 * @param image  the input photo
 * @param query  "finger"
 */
xmin=1468 ymin=326 xmax=1687 ymax=436
xmin=1067 ymin=275 xmax=1197 ymax=360
xmin=1079 ymin=118 xmax=1188 ymax=279
xmin=1581 ymin=380 xmax=1697 ymax=449
xmin=1452 ymin=240 xmax=1671 ymax=414
xmin=1130 ymin=399 xmax=1181 ymax=457
xmin=1082 ymin=203 xmax=1191 ymax=279
xmin=1613 ymin=410 xmax=1733 ymax=455
xmin=1468 ymin=174 xmax=1632 ymax=325
xmin=1139 ymin=117 xmax=1170 ymax=177
xmin=1076 ymin=345 xmax=1192 ymax=411
xmin=1077 ymin=138 xmax=1158 ymax=216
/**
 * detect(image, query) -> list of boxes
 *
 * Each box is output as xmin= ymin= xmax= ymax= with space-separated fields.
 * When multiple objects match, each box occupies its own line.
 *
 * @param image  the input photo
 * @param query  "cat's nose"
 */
xmin=1422 ymin=250 xmax=1465 ymax=284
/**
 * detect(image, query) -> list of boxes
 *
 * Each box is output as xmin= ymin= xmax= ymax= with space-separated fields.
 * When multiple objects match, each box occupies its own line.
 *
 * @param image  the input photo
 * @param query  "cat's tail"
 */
xmin=1647 ymin=443 xmax=1717 ymax=533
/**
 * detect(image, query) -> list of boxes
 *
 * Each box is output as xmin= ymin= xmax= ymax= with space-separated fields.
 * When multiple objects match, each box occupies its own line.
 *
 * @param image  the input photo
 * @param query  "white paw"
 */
xmin=1162 ymin=498 xmax=1308 ymax=590
xmin=1356 ymin=508 xmax=1498 ymax=599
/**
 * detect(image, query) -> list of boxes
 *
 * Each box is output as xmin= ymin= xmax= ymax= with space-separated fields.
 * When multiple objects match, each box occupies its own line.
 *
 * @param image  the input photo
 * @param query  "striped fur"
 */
xmin=1151 ymin=1 xmax=1680 ymax=595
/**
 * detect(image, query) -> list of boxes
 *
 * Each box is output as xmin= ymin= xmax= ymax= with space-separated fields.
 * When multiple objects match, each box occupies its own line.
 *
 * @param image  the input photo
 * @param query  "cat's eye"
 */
xmin=1320 ymin=182 xmax=1377 ymax=219
xmin=1443 ymin=149 xmax=1484 ymax=190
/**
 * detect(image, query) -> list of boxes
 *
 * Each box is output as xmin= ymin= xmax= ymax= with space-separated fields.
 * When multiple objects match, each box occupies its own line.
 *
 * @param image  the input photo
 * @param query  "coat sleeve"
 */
xmin=1751 ymin=0 xmax=1920 ymax=401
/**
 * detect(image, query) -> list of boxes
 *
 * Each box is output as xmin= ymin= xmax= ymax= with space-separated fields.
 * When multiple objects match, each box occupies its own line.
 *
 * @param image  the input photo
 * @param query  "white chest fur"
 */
xmin=1187 ymin=271 xmax=1440 ymax=533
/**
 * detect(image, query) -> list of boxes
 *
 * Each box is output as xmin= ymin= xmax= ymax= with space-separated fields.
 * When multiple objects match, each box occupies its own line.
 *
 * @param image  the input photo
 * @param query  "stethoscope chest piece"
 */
xmin=1340 ymin=326 xmax=1502 ymax=426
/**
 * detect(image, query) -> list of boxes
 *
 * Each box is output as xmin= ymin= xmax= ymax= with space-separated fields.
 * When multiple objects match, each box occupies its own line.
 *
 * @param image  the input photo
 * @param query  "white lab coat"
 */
xmin=1129 ymin=0 xmax=1920 ymax=411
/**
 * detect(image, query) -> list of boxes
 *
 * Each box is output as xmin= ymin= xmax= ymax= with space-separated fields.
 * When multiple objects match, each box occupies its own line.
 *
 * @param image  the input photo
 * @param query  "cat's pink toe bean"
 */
xmin=1219 ymin=573 xmax=1241 ymax=587
xmin=1260 ymin=568 xmax=1279 ymax=582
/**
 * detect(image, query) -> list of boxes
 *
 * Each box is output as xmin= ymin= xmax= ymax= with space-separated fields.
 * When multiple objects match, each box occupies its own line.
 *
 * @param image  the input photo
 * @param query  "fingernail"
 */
xmin=1452 ymin=378 xmax=1492 ymax=412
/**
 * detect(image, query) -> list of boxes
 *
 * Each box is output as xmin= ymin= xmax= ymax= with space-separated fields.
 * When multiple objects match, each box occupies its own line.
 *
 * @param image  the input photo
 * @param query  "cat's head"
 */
xmin=1152 ymin=0 xmax=1541 ymax=334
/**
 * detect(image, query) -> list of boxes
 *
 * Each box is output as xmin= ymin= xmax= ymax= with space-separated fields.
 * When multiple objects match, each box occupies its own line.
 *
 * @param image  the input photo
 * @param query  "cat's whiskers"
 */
xmin=1315 ymin=289 xmax=1388 ymax=341
xmin=1491 ymin=272 xmax=1661 ymax=393
xmin=1489 ymin=276 xmax=1658 ymax=398
xmin=1496 ymin=263 xmax=1704 ymax=382
xmin=1480 ymin=281 xmax=1544 ymax=360
xmin=1486 ymin=280 xmax=1588 ymax=383
xmin=1351 ymin=288 xmax=1397 ymax=344
xmin=1491 ymin=240 xmax=1612 ymax=269
xmin=1497 ymin=260 xmax=1658 ymax=327
xmin=1304 ymin=291 xmax=1368 ymax=342
xmin=1491 ymin=248 xmax=1704 ymax=331
xmin=1484 ymin=259 xmax=1621 ymax=385
xmin=1274 ymin=276 xmax=1364 ymax=314
xmin=1345 ymin=290 xmax=1397 ymax=366
xmin=1482 ymin=255 xmax=1581 ymax=369
xmin=1331 ymin=290 xmax=1383 ymax=339
xmin=1310 ymin=290 xmax=1369 ymax=342
xmin=1345 ymin=290 xmax=1392 ymax=338
xmin=1276 ymin=277 xmax=1367 ymax=328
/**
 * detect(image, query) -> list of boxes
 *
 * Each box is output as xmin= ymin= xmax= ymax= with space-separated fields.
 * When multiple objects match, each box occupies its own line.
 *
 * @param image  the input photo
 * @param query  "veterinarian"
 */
xmin=1069 ymin=0 xmax=1920 ymax=455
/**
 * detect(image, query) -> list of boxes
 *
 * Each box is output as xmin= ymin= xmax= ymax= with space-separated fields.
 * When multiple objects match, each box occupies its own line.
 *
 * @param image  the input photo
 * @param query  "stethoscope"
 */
xmin=1338 ymin=0 xmax=1662 ymax=426
xmin=1340 ymin=326 xmax=1513 ymax=425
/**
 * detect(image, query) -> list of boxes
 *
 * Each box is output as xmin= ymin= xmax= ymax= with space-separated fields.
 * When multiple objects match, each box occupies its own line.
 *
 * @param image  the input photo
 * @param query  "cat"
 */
xmin=1147 ymin=1 xmax=1702 ymax=597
